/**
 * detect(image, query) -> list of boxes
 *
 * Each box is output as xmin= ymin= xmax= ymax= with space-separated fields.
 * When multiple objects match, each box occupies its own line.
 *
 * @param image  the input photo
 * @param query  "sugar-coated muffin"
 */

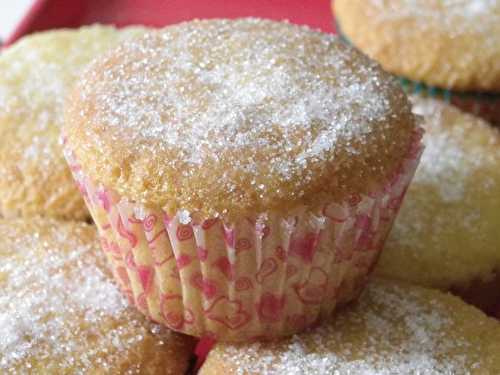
xmin=333 ymin=0 xmax=500 ymax=124
xmin=375 ymin=97 xmax=500 ymax=313
xmin=334 ymin=0 xmax=500 ymax=92
xmin=0 ymin=25 xmax=145 ymax=220
xmin=0 ymin=218 xmax=195 ymax=374
xmin=64 ymin=18 xmax=422 ymax=341
xmin=200 ymin=278 xmax=500 ymax=374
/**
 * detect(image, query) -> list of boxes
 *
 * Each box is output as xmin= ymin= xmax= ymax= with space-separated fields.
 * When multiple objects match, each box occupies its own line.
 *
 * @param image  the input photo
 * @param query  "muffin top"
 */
xmin=65 ymin=18 xmax=418 ymax=219
xmin=0 ymin=25 xmax=145 ymax=220
xmin=334 ymin=0 xmax=500 ymax=91
xmin=200 ymin=279 xmax=500 ymax=374
xmin=375 ymin=97 xmax=500 ymax=292
xmin=0 ymin=218 xmax=194 ymax=374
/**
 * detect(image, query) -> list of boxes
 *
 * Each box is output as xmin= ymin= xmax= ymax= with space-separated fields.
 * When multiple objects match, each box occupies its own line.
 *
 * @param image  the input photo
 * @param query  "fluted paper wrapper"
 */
xmin=64 ymin=131 xmax=423 ymax=341
xmin=400 ymin=78 xmax=500 ymax=126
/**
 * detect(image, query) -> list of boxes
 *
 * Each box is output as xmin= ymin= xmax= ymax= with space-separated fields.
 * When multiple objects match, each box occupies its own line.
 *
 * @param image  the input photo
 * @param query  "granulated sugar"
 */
xmin=412 ymin=98 xmax=495 ymax=203
xmin=370 ymin=0 xmax=498 ymax=38
xmin=68 ymin=18 xmax=416 ymax=217
xmin=0 ymin=220 xmax=181 ymax=373
xmin=87 ymin=19 xmax=394 ymax=172
xmin=208 ymin=281 xmax=482 ymax=374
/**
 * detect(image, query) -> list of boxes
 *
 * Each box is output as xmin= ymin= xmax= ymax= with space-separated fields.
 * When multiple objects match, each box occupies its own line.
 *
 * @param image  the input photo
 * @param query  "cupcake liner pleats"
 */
xmin=400 ymin=78 xmax=500 ymax=126
xmin=63 ymin=129 xmax=423 ymax=341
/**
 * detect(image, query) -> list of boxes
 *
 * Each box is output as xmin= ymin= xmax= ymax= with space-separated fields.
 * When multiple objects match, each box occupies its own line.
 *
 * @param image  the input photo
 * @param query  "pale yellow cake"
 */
xmin=0 ymin=25 xmax=145 ymax=220
xmin=375 ymin=98 xmax=500 ymax=311
xmin=200 ymin=278 xmax=500 ymax=374
xmin=0 ymin=218 xmax=195 ymax=373
xmin=334 ymin=0 xmax=500 ymax=92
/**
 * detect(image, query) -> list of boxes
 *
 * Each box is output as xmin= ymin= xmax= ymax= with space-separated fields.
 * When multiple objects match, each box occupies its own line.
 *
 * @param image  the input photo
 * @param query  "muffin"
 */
xmin=0 ymin=218 xmax=195 ymax=374
xmin=333 ymin=0 xmax=500 ymax=124
xmin=64 ymin=18 xmax=422 ymax=341
xmin=0 ymin=25 xmax=145 ymax=220
xmin=375 ymin=97 xmax=500 ymax=314
xmin=200 ymin=278 xmax=500 ymax=374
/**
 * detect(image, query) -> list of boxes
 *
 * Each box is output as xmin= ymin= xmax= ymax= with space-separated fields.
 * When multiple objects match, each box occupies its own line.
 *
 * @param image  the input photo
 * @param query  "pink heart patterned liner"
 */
xmin=63 ymin=129 xmax=423 ymax=341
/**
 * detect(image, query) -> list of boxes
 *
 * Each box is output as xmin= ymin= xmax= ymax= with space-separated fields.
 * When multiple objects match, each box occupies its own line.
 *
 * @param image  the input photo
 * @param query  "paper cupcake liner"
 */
xmin=336 ymin=21 xmax=500 ymax=125
xmin=399 ymin=79 xmax=500 ymax=125
xmin=63 ymin=131 xmax=422 ymax=341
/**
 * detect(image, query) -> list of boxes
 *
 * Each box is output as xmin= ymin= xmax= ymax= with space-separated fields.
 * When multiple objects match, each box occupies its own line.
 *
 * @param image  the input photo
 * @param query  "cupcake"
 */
xmin=64 ymin=18 xmax=423 ymax=341
xmin=333 ymin=0 xmax=500 ymax=125
xmin=0 ymin=218 xmax=194 ymax=374
xmin=200 ymin=278 xmax=500 ymax=374
xmin=0 ymin=25 xmax=145 ymax=220
xmin=375 ymin=97 xmax=500 ymax=315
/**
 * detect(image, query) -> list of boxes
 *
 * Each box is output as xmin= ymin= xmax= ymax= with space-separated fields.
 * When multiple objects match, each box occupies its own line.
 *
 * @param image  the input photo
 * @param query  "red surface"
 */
xmin=194 ymin=337 xmax=216 ymax=372
xmin=6 ymin=0 xmax=335 ymax=46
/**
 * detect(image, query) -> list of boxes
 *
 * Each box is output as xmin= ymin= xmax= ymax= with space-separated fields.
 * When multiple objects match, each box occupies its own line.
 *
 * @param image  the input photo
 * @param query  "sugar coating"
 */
xmin=411 ymin=98 xmax=496 ymax=203
xmin=201 ymin=279 xmax=500 ymax=374
xmin=370 ymin=0 xmax=499 ymax=37
xmin=65 ymin=18 xmax=417 ymax=219
xmin=375 ymin=98 xmax=500 ymax=292
xmin=334 ymin=0 xmax=500 ymax=91
xmin=0 ymin=219 xmax=194 ymax=374
xmin=0 ymin=25 xmax=146 ymax=220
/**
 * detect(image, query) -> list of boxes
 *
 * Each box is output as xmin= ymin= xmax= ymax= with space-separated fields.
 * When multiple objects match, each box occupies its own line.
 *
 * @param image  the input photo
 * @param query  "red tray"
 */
xmin=6 ymin=0 xmax=335 ymax=46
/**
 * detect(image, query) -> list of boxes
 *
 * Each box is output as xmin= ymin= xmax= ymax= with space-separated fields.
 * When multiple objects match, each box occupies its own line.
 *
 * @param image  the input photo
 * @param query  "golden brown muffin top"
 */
xmin=65 ymin=18 xmax=418 ymax=220
xmin=200 ymin=278 xmax=500 ymax=374
xmin=334 ymin=0 xmax=500 ymax=91
xmin=0 ymin=218 xmax=194 ymax=374
xmin=0 ymin=25 xmax=145 ymax=220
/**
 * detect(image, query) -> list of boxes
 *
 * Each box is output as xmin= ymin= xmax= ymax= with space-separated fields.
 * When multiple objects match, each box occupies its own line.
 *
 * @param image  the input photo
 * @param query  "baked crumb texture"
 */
xmin=334 ymin=0 xmax=500 ymax=92
xmin=200 ymin=278 xmax=500 ymax=374
xmin=0 ymin=25 xmax=145 ymax=220
xmin=0 ymin=218 xmax=195 ymax=374
xmin=64 ymin=19 xmax=423 ymax=340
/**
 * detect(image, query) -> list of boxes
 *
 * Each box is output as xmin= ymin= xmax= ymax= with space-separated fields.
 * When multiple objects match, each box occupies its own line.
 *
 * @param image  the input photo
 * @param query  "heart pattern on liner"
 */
xmin=204 ymin=296 xmax=251 ymax=330
xmin=64 ymin=128 xmax=423 ymax=340
xmin=256 ymin=293 xmax=286 ymax=322
xmin=234 ymin=277 xmax=253 ymax=292
xmin=190 ymin=273 xmax=218 ymax=299
xmin=256 ymin=258 xmax=278 ymax=284
xmin=294 ymin=267 xmax=329 ymax=305
xmin=161 ymin=294 xmax=195 ymax=330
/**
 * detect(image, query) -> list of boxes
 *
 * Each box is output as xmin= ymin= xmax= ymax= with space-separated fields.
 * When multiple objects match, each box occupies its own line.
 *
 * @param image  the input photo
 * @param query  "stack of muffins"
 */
xmin=333 ymin=0 xmax=500 ymax=316
xmin=0 ymin=11 xmax=499 ymax=375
